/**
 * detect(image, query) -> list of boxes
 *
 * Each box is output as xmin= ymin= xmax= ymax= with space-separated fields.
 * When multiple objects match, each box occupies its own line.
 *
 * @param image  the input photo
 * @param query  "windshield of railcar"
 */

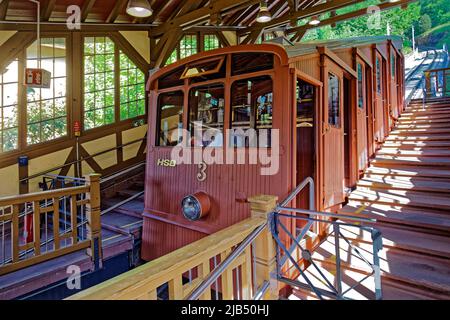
xmin=155 ymin=52 xmax=275 ymax=148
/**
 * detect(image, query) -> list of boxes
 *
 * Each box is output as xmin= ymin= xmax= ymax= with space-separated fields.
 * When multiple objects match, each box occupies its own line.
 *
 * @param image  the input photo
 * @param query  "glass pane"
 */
xmin=157 ymin=91 xmax=184 ymax=146
xmin=3 ymin=128 xmax=18 ymax=151
xmin=232 ymin=53 xmax=274 ymax=76
xmin=3 ymin=60 xmax=18 ymax=83
xmin=230 ymin=76 xmax=273 ymax=147
xmin=54 ymin=58 xmax=66 ymax=77
xmin=3 ymin=83 xmax=18 ymax=106
xmin=3 ymin=105 xmax=18 ymax=128
xmin=54 ymin=38 xmax=66 ymax=58
xmin=296 ymin=80 xmax=315 ymax=127
xmin=84 ymin=37 xmax=95 ymax=55
xmin=328 ymin=73 xmax=340 ymax=127
xmin=54 ymin=77 xmax=66 ymax=98
xmin=27 ymin=102 xmax=40 ymax=123
xmin=189 ymin=83 xmax=224 ymax=147
xmin=357 ymin=63 xmax=364 ymax=109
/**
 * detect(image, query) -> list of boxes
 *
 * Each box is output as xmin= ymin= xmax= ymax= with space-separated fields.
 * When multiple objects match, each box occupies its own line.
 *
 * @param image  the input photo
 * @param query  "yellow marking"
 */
xmin=121 ymin=221 xmax=143 ymax=228
xmin=103 ymin=234 xmax=123 ymax=242
xmin=354 ymin=204 xmax=367 ymax=214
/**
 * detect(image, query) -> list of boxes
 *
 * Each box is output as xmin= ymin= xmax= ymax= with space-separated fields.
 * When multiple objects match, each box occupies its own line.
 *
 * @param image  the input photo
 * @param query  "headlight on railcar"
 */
xmin=181 ymin=192 xmax=211 ymax=221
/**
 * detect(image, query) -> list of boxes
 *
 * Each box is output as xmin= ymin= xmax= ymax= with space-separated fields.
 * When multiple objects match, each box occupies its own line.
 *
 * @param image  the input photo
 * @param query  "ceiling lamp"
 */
xmin=309 ymin=15 xmax=321 ymax=26
xmin=126 ymin=0 xmax=153 ymax=18
xmin=256 ymin=1 xmax=272 ymax=23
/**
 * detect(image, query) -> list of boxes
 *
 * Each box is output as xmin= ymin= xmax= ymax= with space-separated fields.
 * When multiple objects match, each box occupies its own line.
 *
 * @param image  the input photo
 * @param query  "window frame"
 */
xmin=0 ymin=31 xmax=149 ymax=160
xmin=180 ymin=56 xmax=225 ymax=80
xmin=327 ymin=72 xmax=341 ymax=128
xmin=229 ymin=75 xmax=274 ymax=148
xmin=357 ymin=62 xmax=364 ymax=110
xmin=81 ymin=34 xmax=148 ymax=134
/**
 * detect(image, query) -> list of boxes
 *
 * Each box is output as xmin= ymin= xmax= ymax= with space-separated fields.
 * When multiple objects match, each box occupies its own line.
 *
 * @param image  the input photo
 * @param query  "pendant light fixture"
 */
xmin=309 ymin=15 xmax=321 ymax=26
xmin=126 ymin=0 xmax=153 ymax=18
xmin=256 ymin=1 xmax=272 ymax=23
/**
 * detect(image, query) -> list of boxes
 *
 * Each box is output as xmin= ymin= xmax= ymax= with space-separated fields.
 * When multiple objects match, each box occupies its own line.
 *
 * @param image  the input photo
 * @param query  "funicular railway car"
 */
xmin=142 ymin=36 xmax=405 ymax=261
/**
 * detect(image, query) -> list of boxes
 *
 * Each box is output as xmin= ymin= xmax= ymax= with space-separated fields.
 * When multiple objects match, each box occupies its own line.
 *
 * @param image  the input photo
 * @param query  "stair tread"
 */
xmin=336 ymin=219 xmax=450 ymax=258
xmin=373 ymin=157 xmax=450 ymax=168
xmin=366 ymin=166 xmax=450 ymax=178
xmin=357 ymin=176 xmax=450 ymax=193
xmin=349 ymin=188 xmax=450 ymax=210
xmin=340 ymin=202 xmax=450 ymax=232
xmin=385 ymin=135 xmax=450 ymax=141
xmin=377 ymin=149 xmax=450 ymax=157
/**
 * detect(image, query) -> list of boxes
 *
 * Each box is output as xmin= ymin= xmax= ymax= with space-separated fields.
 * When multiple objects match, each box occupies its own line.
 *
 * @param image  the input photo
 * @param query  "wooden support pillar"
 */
xmin=85 ymin=173 xmax=102 ymax=269
xmin=247 ymin=195 xmax=280 ymax=300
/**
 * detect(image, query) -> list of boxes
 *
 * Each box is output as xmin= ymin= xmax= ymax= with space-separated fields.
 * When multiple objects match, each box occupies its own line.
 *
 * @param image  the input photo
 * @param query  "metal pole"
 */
xmin=333 ymin=223 xmax=342 ymax=297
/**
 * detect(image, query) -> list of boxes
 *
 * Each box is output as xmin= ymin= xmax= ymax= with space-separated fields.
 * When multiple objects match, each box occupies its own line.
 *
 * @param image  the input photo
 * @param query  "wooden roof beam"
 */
xmin=81 ymin=0 xmax=96 ymax=22
xmin=238 ymin=0 xmax=367 ymax=36
xmin=0 ymin=0 xmax=10 ymax=21
xmin=106 ymin=0 xmax=127 ymax=23
xmin=151 ymin=0 xmax=260 ymax=37
xmin=41 ymin=0 xmax=57 ymax=21
xmin=287 ymin=0 xmax=418 ymax=41
xmin=143 ymin=0 xmax=172 ymax=24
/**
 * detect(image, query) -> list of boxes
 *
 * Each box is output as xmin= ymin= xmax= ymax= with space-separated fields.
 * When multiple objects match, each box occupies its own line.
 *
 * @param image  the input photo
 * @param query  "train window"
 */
xmin=158 ymin=66 xmax=185 ymax=89
xmin=357 ymin=63 xmax=364 ymax=109
xmin=391 ymin=52 xmax=396 ymax=79
xmin=181 ymin=56 xmax=225 ymax=81
xmin=156 ymin=91 xmax=184 ymax=146
xmin=231 ymin=53 xmax=274 ymax=76
xmin=376 ymin=57 xmax=382 ymax=94
xmin=296 ymin=80 xmax=315 ymax=127
xmin=328 ymin=73 xmax=340 ymax=127
xmin=230 ymin=76 xmax=273 ymax=147
xmin=188 ymin=83 xmax=225 ymax=147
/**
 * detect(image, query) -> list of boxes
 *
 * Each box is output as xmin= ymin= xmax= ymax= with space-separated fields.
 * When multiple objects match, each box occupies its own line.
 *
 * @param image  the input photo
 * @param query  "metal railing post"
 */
xmin=333 ymin=223 xmax=342 ymax=297
xmin=85 ymin=174 xmax=102 ymax=270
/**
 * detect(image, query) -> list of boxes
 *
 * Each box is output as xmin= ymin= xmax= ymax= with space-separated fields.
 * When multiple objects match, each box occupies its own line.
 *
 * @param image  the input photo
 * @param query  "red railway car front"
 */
xmin=142 ymin=44 xmax=294 ymax=260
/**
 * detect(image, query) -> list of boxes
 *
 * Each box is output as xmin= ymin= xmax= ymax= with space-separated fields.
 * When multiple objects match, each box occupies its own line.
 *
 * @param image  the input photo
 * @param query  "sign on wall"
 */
xmin=24 ymin=68 xmax=51 ymax=88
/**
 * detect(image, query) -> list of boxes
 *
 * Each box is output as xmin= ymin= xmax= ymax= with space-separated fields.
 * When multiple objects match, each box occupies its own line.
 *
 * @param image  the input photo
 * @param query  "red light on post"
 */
xmin=74 ymin=120 xmax=82 ymax=137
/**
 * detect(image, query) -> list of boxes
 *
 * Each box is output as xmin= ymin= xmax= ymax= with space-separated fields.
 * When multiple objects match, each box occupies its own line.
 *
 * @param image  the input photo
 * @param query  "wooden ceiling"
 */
xmin=0 ymin=0 xmax=416 ymax=38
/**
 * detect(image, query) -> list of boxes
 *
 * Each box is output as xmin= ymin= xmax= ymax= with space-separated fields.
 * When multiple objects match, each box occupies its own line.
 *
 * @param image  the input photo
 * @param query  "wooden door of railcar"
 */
xmin=295 ymin=76 xmax=318 ymax=214
xmin=356 ymin=60 xmax=368 ymax=174
xmin=373 ymin=52 xmax=385 ymax=144
xmin=322 ymin=65 xmax=345 ymax=210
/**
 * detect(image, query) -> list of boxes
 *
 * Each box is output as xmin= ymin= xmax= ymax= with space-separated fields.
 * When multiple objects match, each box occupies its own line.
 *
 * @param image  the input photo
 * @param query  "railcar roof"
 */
xmin=275 ymin=35 xmax=403 ymax=57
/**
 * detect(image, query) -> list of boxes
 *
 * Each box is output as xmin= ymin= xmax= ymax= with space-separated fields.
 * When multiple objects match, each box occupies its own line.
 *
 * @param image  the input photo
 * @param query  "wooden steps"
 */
xmin=297 ymin=97 xmax=450 ymax=300
xmin=365 ymin=166 xmax=450 ymax=179
xmin=372 ymin=156 xmax=450 ymax=168
xmin=377 ymin=148 xmax=450 ymax=157
xmin=349 ymin=188 xmax=450 ymax=211
xmin=385 ymin=135 xmax=450 ymax=142
xmin=382 ymin=141 xmax=450 ymax=149
xmin=340 ymin=202 xmax=450 ymax=233
xmin=357 ymin=175 xmax=450 ymax=193
xmin=389 ymin=128 xmax=450 ymax=135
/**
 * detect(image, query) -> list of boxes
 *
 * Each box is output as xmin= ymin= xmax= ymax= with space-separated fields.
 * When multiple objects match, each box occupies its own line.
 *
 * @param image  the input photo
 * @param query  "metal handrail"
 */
xmin=41 ymin=161 xmax=146 ymax=187
xmin=186 ymin=177 xmax=316 ymax=301
xmin=19 ymin=137 xmax=146 ymax=183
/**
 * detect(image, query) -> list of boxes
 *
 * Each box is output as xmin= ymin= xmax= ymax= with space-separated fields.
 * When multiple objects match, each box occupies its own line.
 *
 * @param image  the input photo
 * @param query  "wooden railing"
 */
xmin=0 ymin=174 xmax=102 ymax=276
xmin=68 ymin=195 xmax=280 ymax=300
xmin=424 ymin=67 xmax=450 ymax=98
